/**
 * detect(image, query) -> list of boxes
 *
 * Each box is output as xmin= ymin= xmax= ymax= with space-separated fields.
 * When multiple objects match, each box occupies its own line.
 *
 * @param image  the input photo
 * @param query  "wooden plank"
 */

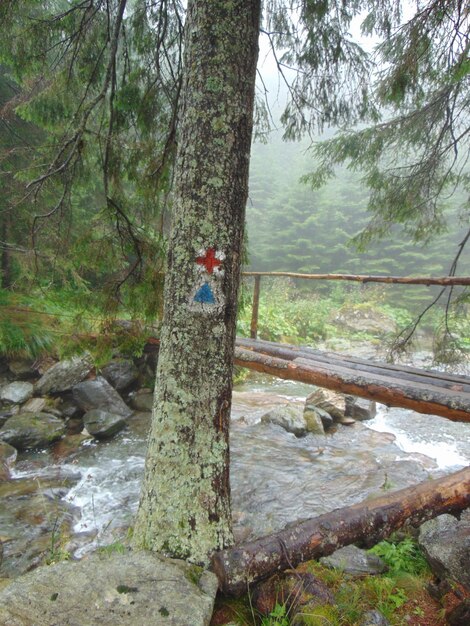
xmin=234 ymin=348 xmax=470 ymax=422
xmin=235 ymin=338 xmax=470 ymax=393
xmin=212 ymin=466 xmax=470 ymax=596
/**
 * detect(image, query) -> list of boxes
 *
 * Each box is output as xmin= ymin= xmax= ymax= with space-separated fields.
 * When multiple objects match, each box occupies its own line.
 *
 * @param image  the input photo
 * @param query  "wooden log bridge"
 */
xmin=234 ymin=338 xmax=470 ymax=422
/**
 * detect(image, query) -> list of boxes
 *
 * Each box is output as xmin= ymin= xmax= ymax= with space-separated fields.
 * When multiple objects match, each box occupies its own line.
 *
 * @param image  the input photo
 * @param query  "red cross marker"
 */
xmin=196 ymin=247 xmax=222 ymax=274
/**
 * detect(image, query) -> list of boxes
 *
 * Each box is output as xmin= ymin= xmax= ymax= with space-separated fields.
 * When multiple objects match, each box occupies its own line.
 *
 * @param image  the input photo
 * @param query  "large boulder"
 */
xmin=100 ymin=359 xmax=139 ymax=391
xmin=72 ymin=376 xmax=133 ymax=418
xmin=0 ymin=413 xmax=66 ymax=450
xmin=0 ymin=381 xmax=34 ymax=405
xmin=418 ymin=513 xmax=470 ymax=591
xmin=0 ymin=551 xmax=218 ymax=626
xmin=83 ymin=409 xmax=127 ymax=440
xmin=35 ymin=354 xmax=94 ymax=395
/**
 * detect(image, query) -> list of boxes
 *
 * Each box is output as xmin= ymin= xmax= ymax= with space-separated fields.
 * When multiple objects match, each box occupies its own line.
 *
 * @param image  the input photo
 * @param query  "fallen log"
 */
xmin=234 ymin=347 xmax=470 ymax=422
xmin=211 ymin=466 xmax=470 ymax=597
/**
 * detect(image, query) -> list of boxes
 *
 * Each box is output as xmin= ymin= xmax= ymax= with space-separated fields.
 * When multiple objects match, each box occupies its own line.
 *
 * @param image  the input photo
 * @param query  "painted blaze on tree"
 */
xmin=132 ymin=0 xmax=261 ymax=563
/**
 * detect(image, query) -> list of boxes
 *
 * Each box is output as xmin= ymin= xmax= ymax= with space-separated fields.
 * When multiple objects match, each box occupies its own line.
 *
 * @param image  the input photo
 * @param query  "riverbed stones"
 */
xmin=345 ymin=396 xmax=377 ymax=421
xmin=320 ymin=545 xmax=388 ymax=576
xmin=303 ymin=406 xmax=326 ymax=434
xmin=0 ymin=440 xmax=17 ymax=479
xmin=261 ymin=405 xmax=311 ymax=437
xmin=129 ymin=390 xmax=154 ymax=412
xmin=305 ymin=389 xmax=346 ymax=421
xmin=418 ymin=513 xmax=470 ymax=591
xmin=35 ymin=353 xmax=94 ymax=395
xmin=72 ymin=376 xmax=133 ymax=418
xmin=0 ymin=551 xmax=218 ymax=626
xmin=20 ymin=396 xmax=47 ymax=414
xmin=0 ymin=412 xmax=66 ymax=450
xmin=101 ymin=359 xmax=139 ymax=391
xmin=0 ymin=381 xmax=34 ymax=405
xmin=83 ymin=409 xmax=127 ymax=439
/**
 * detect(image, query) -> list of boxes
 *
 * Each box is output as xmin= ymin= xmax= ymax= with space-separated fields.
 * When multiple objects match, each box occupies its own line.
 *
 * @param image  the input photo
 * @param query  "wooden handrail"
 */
xmin=242 ymin=271 xmax=470 ymax=285
xmin=242 ymin=271 xmax=470 ymax=340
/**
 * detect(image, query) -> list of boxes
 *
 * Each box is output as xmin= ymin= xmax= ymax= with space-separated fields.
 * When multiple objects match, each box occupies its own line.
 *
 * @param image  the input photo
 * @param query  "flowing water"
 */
xmin=1 ymin=373 xmax=470 ymax=577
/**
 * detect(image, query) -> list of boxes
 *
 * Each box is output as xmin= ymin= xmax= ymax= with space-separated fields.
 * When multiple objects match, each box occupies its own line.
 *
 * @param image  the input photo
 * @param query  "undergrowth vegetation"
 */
xmin=237 ymin=279 xmax=470 ymax=364
xmin=215 ymin=535 xmax=434 ymax=625
xmin=0 ymin=278 xmax=468 ymax=367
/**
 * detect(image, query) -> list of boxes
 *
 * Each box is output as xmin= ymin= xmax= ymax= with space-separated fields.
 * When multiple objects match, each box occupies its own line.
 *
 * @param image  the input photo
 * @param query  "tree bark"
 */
xmin=211 ymin=466 xmax=470 ymax=596
xmin=132 ymin=0 xmax=261 ymax=564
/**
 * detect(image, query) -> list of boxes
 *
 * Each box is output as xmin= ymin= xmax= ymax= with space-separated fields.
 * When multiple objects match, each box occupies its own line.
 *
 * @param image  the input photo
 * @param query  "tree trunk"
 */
xmin=132 ymin=0 xmax=261 ymax=564
xmin=211 ymin=466 xmax=470 ymax=596
xmin=1 ymin=210 xmax=12 ymax=289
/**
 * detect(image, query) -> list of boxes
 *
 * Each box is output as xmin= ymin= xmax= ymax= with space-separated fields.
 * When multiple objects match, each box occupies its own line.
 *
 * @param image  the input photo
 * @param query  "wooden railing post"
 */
xmin=250 ymin=275 xmax=261 ymax=339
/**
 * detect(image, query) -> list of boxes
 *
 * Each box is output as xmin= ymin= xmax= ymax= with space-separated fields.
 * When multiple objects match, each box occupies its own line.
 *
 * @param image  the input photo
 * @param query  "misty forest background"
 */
xmin=0 ymin=63 xmax=469 ymax=362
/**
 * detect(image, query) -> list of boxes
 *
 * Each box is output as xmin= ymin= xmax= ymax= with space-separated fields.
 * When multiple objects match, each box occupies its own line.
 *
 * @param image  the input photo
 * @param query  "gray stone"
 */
xmin=303 ymin=407 xmax=325 ymax=435
xmin=418 ymin=514 xmax=470 ymax=590
xmin=0 ymin=439 xmax=17 ymax=480
xmin=305 ymin=388 xmax=346 ymax=421
xmin=0 ymin=406 xmax=19 ymax=427
xmin=20 ymin=397 xmax=47 ymax=414
xmin=101 ymin=359 xmax=139 ymax=391
xmin=359 ymin=610 xmax=391 ymax=625
xmin=73 ymin=376 xmax=133 ymax=418
xmin=83 ymin=409 xmax=127 ymax=440
xmin=320 ymin=545 xmax=388 ymax=576
xmin=309 ymin=405 xmax=334 ymax=430
xmin=35 ymin=354 xmax=94 ymax=395
xmin=0 ymin=439 xmax=17 ymax=468
xmin=0 ymin=412 xmax=66 ymax=450
xmin=8 ymin=358 xmax=37 ymax=378
xmin=261 ymin=405 xmax=308 ymax=437
xmin=345 ymin=396 xmax=377 ymax=421
xmin=0 ymin=381 xmax=34 ymax=405
xmin=129 ymin=391 xmax=154 ymax=412
xmin=0 ymin=551 xmax=218 ymax=626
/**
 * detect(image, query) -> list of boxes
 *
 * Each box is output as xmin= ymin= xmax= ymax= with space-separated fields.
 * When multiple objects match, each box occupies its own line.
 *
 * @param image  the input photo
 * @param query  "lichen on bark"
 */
xmin=132 ymin=0 xmax=261 ymax=564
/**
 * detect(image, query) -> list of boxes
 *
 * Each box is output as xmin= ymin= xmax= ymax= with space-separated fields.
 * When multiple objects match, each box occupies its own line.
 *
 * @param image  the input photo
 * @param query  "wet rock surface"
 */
xmin=0 ymin=381 xmax=34 ymax=405
xmin=34 ymin=354 xmax=93 ymax=395
xmin=100 ymin=359 xmax=139 ymax=391
xmin=305 ymin=388 xmax=346 ymax=421
xmin=129 ymin=390 xmax=154 ymax=412
xmin=419 ymin=512 xmax=470 ymax=591
xmin=0 ymin=551 xmax=218 ymax=626
xmin=261 ymin=405 xmax=311 ymax=437
xmin=0 ymin=413 xmax=66 ymax=450
xmin=73 ymin=376 xmax=133 ymax=418
xmin=83 ymin=409 xmax=127 ymax=439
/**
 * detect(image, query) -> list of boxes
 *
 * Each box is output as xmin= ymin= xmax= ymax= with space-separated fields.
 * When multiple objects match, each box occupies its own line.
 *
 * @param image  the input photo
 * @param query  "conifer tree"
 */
xmin=0 ymin=0 xmax=468 ymax=561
